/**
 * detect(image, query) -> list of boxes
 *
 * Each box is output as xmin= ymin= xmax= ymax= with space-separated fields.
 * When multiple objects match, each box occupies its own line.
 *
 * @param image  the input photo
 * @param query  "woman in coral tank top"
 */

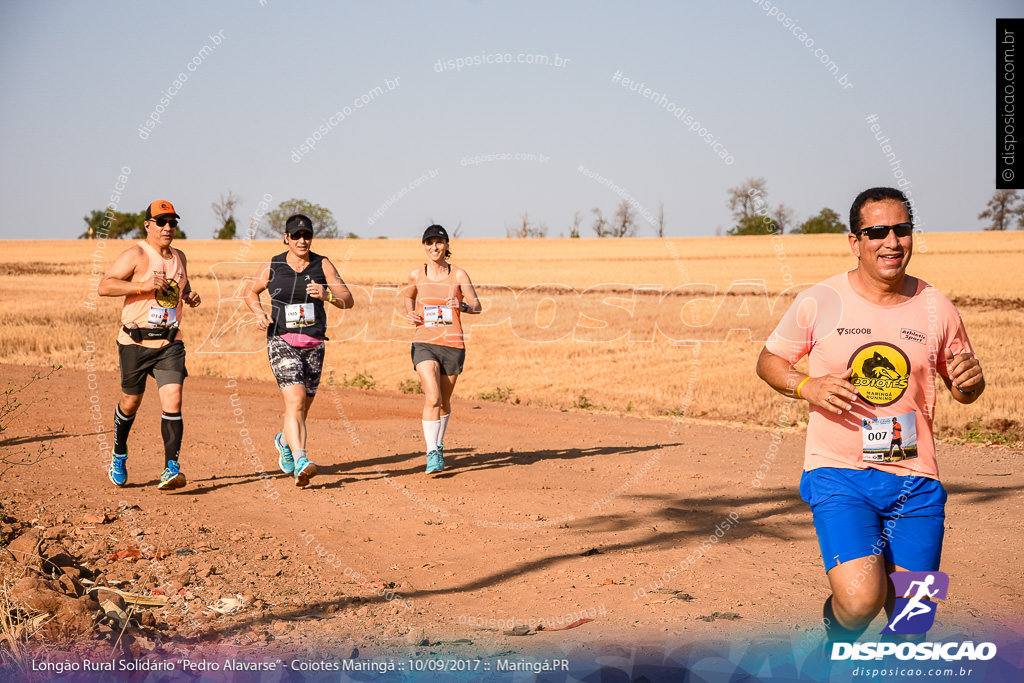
xmin=403 ymin=225 xmax=481 ymax=474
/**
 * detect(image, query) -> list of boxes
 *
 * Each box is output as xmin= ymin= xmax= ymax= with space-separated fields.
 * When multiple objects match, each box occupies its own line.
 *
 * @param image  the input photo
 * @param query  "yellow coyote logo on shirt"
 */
xmin=849 ymin=342 xmax=910 ymax=407
xmin=155 ymin=279 xmax=180 ymax=309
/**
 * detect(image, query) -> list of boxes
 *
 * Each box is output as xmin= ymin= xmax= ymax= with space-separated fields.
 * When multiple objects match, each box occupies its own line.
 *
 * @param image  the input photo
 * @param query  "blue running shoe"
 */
xmin=108 ymin=452 xmax=127 ymax=487
xmin=158 ymin=460 xmax=187 ymax=491
xmin=294 ymin=457 xmax=317 ymax=487
xmin=275 ymin=432 xmax=294 ymax=474
xmin=425 ymin=449 xmax=445 ymax=474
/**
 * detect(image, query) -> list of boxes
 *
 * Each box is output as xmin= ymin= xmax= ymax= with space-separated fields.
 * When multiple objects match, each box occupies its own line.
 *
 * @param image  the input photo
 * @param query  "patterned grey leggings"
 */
xmin=267 ymin=336 xmax=325 ymax=397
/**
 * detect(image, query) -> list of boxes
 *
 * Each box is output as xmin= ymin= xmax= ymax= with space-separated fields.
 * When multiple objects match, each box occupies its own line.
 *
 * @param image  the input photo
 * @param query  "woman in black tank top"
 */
xmin=242 ymin=214 xmax=354 ymax=487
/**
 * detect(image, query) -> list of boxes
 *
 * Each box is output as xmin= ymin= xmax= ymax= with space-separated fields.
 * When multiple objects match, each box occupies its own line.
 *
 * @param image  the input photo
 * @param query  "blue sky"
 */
xmin=0 ymin=1 xmax=1015 ymax=239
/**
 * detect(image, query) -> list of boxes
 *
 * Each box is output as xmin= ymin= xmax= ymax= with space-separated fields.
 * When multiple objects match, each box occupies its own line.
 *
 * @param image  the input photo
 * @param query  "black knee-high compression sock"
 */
xmin=161 ymin=411 xmax=183 ymax=466
xmin=113 ymin=405 xmax=136 ymax=455
xmin=823 ymin=595 xmax=869 ymax=643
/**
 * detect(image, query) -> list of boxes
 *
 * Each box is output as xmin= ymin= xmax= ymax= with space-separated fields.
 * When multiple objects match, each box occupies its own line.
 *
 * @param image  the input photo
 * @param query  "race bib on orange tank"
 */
xmin=148 ymin=306 xmax=177 ymax=328
xmin=148 ymin=278 xmax=180 ymax=328
xmin=423 ymin=304 xmax=453 ymax=327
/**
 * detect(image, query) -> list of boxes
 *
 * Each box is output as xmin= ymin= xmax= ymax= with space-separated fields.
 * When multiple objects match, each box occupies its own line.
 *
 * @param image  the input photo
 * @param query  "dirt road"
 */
xmin=2 ymin=363 xmax=1021 ymax=667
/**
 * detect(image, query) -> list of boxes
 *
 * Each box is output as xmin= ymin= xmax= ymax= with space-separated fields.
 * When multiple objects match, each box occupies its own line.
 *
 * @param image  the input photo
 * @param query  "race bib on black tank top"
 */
xmin=267 ymin=252 xmax=328 ymax=340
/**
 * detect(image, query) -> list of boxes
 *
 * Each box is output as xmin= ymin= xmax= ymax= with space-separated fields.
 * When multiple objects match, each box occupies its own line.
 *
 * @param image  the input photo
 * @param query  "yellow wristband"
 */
xmin=137 ymin=285 xmax=142 ymax=295
xmin=795 ymin=377 xmax=810 ymax=399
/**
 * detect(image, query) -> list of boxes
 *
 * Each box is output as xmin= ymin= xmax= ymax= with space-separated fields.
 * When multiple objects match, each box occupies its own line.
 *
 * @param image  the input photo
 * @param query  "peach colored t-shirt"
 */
xmin=765 ymin=272 xmax=973 ymax=480
xmin=117 ymin=241 xmax=187 ymax=348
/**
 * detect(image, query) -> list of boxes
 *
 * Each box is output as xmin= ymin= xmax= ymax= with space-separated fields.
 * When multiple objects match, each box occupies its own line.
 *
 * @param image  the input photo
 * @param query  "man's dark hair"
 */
xmin=849 ymin=187 xmax=913 ymax=233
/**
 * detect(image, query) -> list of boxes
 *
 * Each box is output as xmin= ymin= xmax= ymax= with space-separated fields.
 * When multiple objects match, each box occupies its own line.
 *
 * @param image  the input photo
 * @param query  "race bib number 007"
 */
xmin=861 ymin=411 xmax=918 ymax=463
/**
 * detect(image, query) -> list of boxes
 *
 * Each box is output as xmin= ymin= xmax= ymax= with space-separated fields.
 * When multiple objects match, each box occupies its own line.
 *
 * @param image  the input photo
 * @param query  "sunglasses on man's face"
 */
xmin=151 ymin=218 xmax=178 ymax=229
xmin=855 ymin=222 xmax=913 ymax=240
xmin=289 ymin=231 xmax=313 ymax=241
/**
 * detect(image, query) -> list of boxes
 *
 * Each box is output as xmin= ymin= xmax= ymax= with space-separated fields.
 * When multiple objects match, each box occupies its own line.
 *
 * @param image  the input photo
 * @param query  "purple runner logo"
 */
xmin=881 ymin=571 xmax=949 ymax=635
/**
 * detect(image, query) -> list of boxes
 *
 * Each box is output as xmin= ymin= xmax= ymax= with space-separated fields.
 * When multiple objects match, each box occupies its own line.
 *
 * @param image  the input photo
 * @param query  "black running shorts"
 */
xmin=118 ymin=340 xmax=188 ymax=395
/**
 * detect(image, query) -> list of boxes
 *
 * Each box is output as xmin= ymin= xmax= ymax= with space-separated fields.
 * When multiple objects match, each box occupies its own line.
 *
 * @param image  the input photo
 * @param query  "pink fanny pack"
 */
xmin=280 ymin=333 xmax=322 ymax=348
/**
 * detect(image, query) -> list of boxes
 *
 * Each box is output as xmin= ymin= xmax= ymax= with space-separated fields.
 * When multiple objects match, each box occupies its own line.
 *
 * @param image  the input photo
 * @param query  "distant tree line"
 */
xmin=98 ymin=181 xmax=1024 ymax=240
xmin=506 ymin=178 xmax=847 ymax=239
xmin=507 ymin=199 xmax=666 ymax=239
xmin=80 ymin=194 xmax=364 ymax=240
xmin=723 ymin=177 xmax=846 ymax=236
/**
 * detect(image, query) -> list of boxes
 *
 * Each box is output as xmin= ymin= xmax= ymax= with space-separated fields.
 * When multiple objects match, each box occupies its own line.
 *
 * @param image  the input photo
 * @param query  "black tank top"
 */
xmin=267 ymin=252 xmax=328 ymax=340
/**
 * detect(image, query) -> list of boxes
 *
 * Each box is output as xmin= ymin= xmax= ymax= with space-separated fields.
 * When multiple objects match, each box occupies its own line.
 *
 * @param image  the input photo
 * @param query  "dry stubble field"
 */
xmin=1 ymin=233 xmax=1022 ymax=439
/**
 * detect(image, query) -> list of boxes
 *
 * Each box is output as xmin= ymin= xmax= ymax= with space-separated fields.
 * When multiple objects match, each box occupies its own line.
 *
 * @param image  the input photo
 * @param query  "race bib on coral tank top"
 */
xmin=423 ymin=305 xmax=453 ymax=327
xmin=148 ymin=306 xmax=177 ymax=328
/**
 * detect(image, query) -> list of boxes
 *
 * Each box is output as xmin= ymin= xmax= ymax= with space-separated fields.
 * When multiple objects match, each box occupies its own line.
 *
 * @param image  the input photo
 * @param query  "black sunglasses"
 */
xmin=855 ymin=222 xmax=913 ymax=240
xmin=289 ymin=231 xmax=313 ymax=240
xmin=151 ymin=218 xmax=178 ymax=228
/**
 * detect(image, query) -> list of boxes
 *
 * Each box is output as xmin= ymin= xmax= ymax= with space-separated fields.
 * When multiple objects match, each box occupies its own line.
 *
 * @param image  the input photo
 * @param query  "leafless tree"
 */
xmin=506 ymin=212 xmax=547 ymax=238
xmin=772 ymin=204 xmax=795 ymax=235
xmin=727 ymin=177 xmax=769 ymax=222
xmin=506 ymin=213 xmax=528 ymax=238
xmin=591 ymin=208 xmax=610 ymax=237
xmin=611 ymin=199 xmax=638 ymax=238
xmin=656 ymin=202 xmax=666 ymax=238
xmin=569 ymin=211 xmax=582 ymax=238
xmin=212 ymin=191 xmax=242 ymax=239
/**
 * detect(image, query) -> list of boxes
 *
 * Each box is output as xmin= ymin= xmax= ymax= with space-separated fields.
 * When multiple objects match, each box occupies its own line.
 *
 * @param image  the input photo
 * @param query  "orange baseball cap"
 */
xmin=146 ymin=199 xmax=180 ymax=220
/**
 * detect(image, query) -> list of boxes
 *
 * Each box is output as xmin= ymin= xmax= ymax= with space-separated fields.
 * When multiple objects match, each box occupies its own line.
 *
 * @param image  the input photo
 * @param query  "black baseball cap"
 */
xmin=422 ymin=224 xmax=449 ymax=242
xmin=285 ymin=214 xmax=314 ymax=235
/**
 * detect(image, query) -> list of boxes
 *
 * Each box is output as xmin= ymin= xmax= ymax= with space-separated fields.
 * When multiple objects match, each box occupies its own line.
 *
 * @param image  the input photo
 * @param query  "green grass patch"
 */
xmin=573 ymin=394 xmax=602 ymax=411
xmin=962 ymin=419 xmax=1020 ymax=446
xmin=478 ymin=386 xmax=515 ymax=402
xmin=399 ymin=378 xmax=423 ymax=394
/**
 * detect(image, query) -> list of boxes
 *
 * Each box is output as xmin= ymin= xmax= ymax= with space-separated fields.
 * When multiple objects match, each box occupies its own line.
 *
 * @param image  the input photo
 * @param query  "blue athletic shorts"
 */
xmin=799 ymin=467 xmax=947 ymax=573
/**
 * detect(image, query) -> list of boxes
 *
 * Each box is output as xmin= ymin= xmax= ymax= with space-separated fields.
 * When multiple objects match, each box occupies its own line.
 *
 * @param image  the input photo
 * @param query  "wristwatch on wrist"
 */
xmin=459 ymin=301 xmax=469 ymax=312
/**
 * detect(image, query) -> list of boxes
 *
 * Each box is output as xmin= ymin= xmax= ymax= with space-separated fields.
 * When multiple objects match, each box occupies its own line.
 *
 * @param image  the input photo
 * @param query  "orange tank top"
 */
xmin=412 ymin=265 xmax=464 ymax=349
xmin=117 ymin=241 xmax=187 ymax=348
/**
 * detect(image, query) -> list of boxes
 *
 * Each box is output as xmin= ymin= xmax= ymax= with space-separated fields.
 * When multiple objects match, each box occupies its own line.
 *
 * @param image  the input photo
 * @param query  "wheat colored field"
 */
xmin=2 ymin=233 xmax=1022 ymax=438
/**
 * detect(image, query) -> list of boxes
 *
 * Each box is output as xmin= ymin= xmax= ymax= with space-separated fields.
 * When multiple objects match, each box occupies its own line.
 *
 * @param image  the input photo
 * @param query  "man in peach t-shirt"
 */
xmin=98 ymin=200 xmax=201 ymax=491
xmin=756 ymin=187 xmax=985 ymax=645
